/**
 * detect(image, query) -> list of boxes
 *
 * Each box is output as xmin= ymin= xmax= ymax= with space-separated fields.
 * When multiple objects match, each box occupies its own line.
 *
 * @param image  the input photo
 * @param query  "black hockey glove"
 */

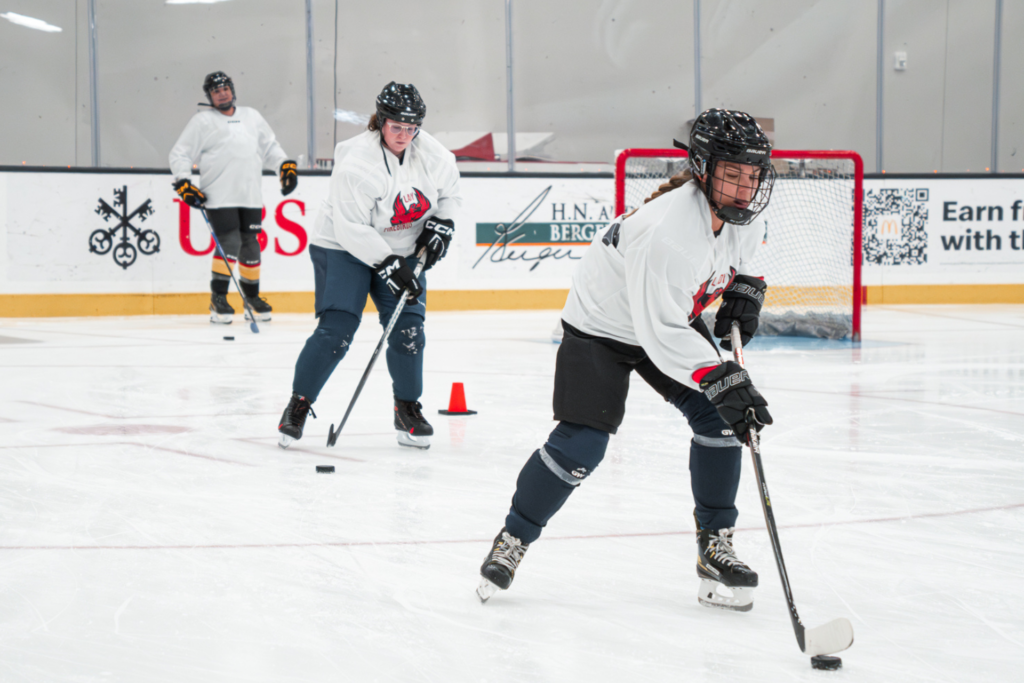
xmin=699 ymin=361 xmax=773 ymax=441
xmin=714 ymin=275 xmax=767 ymax=351
xmin=173 ymin=179 xmax=206 ymax=208
xmin=280 ymin=160 xmax=298 ymax=196
xmin=415 ymin=217 xmax=455 ymax=270
xmin=375 ymin=254 xmax=423 ymax=304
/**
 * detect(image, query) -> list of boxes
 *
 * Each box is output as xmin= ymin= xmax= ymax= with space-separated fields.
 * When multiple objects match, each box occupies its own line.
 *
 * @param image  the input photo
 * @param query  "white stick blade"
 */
xmin=803 ymin=618 xmax=854 ymax=656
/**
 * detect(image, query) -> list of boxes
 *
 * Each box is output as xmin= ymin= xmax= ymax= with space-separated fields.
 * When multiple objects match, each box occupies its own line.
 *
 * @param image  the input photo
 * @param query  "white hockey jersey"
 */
xmin=561 ymin=180 xmax=765 ymax=390
xmin=310 ymin=129 xmax=462 ymax=268
xmin=168 ymin=106 xmax=289 ymax=209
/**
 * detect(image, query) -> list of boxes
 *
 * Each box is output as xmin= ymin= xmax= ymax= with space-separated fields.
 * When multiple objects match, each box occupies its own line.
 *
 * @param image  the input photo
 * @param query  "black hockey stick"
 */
xmin=326 ymin=248 xmax=427 ymax=447
xmin=729 ymin=321 xmax=853 ymax=657
xmin=199 ymin=208 xmax=259 ymax=334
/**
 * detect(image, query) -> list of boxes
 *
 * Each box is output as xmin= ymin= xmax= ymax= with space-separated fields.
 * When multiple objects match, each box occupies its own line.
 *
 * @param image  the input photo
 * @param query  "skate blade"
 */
xmin=697 ymin=579 xmax=753 ymax=612
xmin=245 ymin=310 xmax=272 ymax=322
xmin=278 ymin=433 xmax=295 ymax=449
xmin=476 ymin=577 xmax=500 ymax=603
xmin=210 ymin=312 xmax=233 ymax=324
xmin=803 ymin=617 xmax=854 ymax=656
xmin=396 ymin=430 xmax=430 ymax=449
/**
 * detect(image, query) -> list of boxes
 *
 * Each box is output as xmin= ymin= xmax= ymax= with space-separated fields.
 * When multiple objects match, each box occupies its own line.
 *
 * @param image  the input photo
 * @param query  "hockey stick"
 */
xmin=199 ymin=208 xmax=259 ymax=334
xmin=326 ymin=247 xmax=428 ymax=447
xmin=729 ymin=321 xmax=854 ymax=657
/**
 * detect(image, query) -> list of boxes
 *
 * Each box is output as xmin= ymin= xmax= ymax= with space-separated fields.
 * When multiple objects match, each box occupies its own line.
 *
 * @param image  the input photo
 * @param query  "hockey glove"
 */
xmin=698 ymin=361 xmax=773 ymax=440
xmin=714 ymin=275 xmax=767 ymax=351
xmin=280 ymin=160 xmax=298 ymax=196
xmin=173 ymin=179 xmax=206 ymax=208
xmin=415 ymin=217 xmax=455 ymax=270
xmin=375 ymin=254 xmax=423 ymax=304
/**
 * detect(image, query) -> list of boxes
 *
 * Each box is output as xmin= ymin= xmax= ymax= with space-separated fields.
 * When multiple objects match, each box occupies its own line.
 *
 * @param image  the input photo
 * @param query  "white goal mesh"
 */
xmin=615 ymin=150 xmax=863 ymax=340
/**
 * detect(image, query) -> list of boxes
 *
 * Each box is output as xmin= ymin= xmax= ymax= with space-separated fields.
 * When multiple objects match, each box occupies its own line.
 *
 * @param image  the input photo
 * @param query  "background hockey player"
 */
xmin=477 ymin=109 xmax=776 ymax=612
xmin=277 ymin=82 xmax=461 ymax=450
xmin=169 ymin=71 xmax=298 ymax=324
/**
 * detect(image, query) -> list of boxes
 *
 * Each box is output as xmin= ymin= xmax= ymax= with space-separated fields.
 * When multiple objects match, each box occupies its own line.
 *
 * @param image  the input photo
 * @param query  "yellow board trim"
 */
xmin=863 ymin=284 xmax=1024 ymax=304
xmin=0 ymin=289 xmax=572 ymax=318
xmin=2 ymin=285 xmax=1023 ymax=318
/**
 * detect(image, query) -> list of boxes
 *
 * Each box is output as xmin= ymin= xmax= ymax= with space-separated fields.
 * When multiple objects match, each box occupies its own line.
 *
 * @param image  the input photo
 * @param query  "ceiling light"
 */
xmin=1 ymin=12 xmax=62 ymax=32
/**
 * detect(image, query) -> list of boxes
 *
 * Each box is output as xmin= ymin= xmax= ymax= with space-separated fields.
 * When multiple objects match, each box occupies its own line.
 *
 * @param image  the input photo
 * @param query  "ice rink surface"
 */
xmin=0 ymin=305 xmax=1021 ymax=682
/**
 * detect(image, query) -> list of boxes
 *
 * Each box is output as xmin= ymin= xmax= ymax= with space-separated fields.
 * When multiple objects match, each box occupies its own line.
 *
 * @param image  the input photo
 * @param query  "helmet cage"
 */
xmin=688 ymin=109 xmax=775 ymax=226
xmin=203 ymin=72 xmax=235 ymax=111
xmin=697 ymin=158 xmax=776 ymax=226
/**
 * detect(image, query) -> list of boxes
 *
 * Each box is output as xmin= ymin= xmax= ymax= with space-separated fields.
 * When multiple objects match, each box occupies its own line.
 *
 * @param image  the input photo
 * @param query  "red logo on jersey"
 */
xmin=390 ymin=187 xmax=431 ymax=226
xmin=690 ymin=267 xmax=737 ymax=321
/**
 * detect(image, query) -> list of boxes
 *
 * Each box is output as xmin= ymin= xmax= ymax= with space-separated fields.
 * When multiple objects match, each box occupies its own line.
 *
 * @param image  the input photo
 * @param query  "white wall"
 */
xmin=0 ymin=0 xmax=1020 ymax=171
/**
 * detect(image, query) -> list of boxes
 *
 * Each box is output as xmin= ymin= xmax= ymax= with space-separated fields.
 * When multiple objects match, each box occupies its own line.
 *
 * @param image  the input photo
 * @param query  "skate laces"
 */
xmin=402 ymin=400 xmax=425 ymax=422
xmin=491 ymin=532 xmax=527 ymax=572
xmin=288 ymin=396 xmax=316 ymax=422
xmin=708 ymin=528 xmax=745 ymax=568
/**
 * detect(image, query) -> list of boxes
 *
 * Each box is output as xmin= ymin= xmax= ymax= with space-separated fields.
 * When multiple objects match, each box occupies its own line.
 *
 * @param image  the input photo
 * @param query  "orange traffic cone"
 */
xmin=438 ymin=382 xmax=477 ymax=415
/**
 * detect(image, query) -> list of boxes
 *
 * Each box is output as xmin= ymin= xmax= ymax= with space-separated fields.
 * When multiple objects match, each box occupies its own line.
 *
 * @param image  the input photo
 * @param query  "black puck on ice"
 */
xmin=810 ymin=655 xmax=842 ymax=671
xmin=223 ymin=336 xmax=234 ymax=341
xmin=316 ymin=465 xmax=335 ymax=473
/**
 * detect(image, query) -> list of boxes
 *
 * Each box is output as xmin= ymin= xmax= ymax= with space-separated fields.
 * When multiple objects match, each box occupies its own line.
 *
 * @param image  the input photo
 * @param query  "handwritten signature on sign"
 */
xmin=473 ymin=185 xmax=582 ymax=272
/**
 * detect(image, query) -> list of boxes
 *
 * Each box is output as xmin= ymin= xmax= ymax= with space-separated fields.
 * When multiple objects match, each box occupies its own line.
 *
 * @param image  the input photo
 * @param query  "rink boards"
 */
xmin=1 ymin=167 xmax=1023 ymax=316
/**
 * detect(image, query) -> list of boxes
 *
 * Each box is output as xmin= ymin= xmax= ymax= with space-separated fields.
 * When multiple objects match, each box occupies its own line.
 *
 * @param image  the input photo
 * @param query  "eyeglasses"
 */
xmin=386 ymin=123 xmax=419 ymax=136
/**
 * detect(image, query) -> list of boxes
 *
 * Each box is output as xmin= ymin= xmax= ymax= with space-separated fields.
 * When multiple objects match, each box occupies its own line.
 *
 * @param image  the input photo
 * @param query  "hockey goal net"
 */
xmin=615 ymin=149 xmax=863 ymax=341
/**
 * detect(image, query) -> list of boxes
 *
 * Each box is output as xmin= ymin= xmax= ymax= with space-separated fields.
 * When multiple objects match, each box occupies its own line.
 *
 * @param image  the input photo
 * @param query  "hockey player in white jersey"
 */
xmin=478 ymin=109 xmax=776 ymax=611
xmin=169 ymin=71 xmax=297 ymax=323
xmin=277 ymin=82 xmax=461 ymax=450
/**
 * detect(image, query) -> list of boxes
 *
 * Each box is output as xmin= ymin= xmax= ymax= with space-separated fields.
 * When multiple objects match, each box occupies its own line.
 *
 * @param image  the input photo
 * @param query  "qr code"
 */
xmin=863 ymin=189 xmax=928 ymax=265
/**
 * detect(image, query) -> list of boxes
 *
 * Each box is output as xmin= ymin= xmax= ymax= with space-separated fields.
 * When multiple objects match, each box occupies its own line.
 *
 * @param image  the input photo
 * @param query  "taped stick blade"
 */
xmin=802 ymin=618 xmax=854 ymax=656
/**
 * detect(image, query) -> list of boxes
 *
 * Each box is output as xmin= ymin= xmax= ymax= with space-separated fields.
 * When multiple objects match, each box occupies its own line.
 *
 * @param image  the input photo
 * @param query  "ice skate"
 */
xmin=278 ymin=393 xmax=315 ymax=448
xmin=477 ymin=527 xmax=529 ymax=602
xmin=394 ymin=399 xmax=432 ymax=449
xmin=210 ymin=293 xmax=234 ymax=324
xmin=246 ymin=295 xmax=272 ymax=322
xmin=696 ymin=526 xmax=758 ymax=612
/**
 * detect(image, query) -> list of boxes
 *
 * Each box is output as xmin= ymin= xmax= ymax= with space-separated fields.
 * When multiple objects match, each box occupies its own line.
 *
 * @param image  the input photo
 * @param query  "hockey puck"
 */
xmin=810 ymin=655 xmax=842 ymax=671
xmin=223 ymin=336 xmax=234 ymax=341
xmin=316 ymin=465 xmax=335 ymax=473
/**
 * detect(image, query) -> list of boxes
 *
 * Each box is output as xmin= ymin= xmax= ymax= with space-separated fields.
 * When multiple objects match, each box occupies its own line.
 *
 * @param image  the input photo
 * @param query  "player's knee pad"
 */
xmin=507 ymin=423 xmax=609 ymax=535
xmin=313 ymin=310 xmax=360 ymax=357
xmin=239 ymin=232 xmax=261 ymax=266
xmin=542 ymin=421 xmax=610 ymax=485
xmin=215 ymin=230 xmax=241 ymax=262
xmin=689 ymin=399 xmax=741 ymax=446
xmin=390 ymin=318 xmax=425 ymax=356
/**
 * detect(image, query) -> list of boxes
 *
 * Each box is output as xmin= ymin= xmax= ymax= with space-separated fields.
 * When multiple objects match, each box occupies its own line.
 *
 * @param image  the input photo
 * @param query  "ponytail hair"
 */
xmin=367 ymin=112 xmax=382 ymax=132
xmin=644 ymin=169 xmax=693 ymax=204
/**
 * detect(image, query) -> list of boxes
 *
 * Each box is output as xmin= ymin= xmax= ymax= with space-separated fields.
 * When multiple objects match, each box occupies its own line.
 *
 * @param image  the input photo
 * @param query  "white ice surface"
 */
xmin=0 ymin=305 xmax=1022 ymax=682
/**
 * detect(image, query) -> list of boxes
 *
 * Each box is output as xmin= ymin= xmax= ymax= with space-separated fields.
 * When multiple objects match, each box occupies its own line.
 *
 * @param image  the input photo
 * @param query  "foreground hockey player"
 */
xmin=277 ymin=82 xmax=461 ymax=450
xmin=478 ymin=109 xmax=775 ymax=611
xmin=169 ymin=71 xmax=298 ymax=324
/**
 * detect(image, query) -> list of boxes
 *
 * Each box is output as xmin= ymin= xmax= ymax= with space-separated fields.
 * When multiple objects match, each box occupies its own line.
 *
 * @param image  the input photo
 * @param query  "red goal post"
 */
xmin=615 ymin=149 xmax=863 ymax=341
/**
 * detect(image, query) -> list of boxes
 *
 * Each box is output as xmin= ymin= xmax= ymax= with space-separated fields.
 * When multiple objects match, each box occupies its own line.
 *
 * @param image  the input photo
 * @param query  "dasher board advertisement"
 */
xmin=0 ymin=171 xmax=615 ymax=295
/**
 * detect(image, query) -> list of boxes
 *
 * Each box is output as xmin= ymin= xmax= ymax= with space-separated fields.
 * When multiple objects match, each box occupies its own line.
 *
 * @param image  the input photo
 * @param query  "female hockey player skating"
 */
xmin=478 ymin=109 xmax=776 ymax=612
xmin=169 ymin=71 xmax=297 ymax=323
xmin=277 ymin=82 xmax=462 ymax=450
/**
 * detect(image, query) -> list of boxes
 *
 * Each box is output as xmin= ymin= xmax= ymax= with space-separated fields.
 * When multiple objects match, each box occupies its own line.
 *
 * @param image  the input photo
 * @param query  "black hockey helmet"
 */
xmin=203 ymin=71 xmax=235 ymax=111
xmin=678 ymin=108 xmax=774 ymax=226
xmin=376 ymin=82 xmax=426 ymax=126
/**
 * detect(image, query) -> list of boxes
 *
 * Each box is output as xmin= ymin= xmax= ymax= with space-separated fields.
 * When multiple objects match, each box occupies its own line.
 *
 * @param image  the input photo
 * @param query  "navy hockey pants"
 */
xmin=291 ymin=245 xmax=426 ymax=403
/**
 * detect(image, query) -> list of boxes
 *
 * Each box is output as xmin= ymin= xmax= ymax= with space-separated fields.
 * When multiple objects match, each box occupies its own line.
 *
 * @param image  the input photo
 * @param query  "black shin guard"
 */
xmin=505 ymin=422 xmax=610 ymax=543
